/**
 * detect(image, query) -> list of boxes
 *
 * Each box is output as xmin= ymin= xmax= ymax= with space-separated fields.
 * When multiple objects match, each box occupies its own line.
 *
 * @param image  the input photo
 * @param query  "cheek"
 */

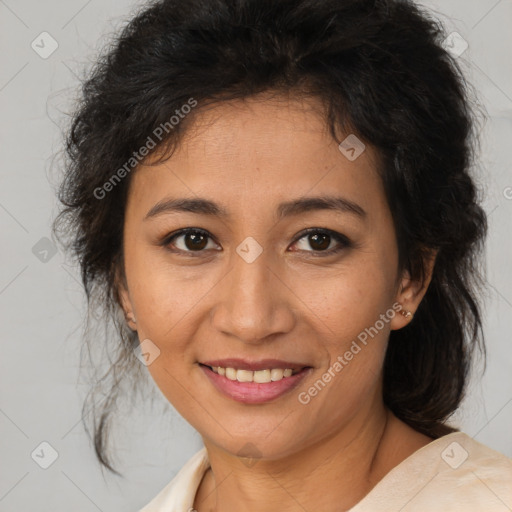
xmin=291 ymin=253 xmax=395 ymax=408
xmin=129 ymin=234 xmax=396 ymax=354
xmin=126 ymin=244 xmax=215 ymax=337
xmin=296 ymin=256 xmax=395 ymax=348
xmin=293 ymin=264 xmax=394 ymax=415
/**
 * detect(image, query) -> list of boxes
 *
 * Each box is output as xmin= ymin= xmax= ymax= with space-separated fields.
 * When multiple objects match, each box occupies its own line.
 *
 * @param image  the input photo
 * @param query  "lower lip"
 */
xmin=200 ymin=365 xmax=311 ymax=404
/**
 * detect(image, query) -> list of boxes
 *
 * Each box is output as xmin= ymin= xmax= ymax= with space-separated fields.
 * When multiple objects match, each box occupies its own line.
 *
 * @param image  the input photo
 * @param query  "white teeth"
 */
xmin=225 ymin=367 xmax=237 ymax=380
xmin=253 ymin=369 xmax=271 ymax=383
xmin=236 ymin=369 xmax=253 ymax=382
xmin=270 ymin=368 xmax=284 ymax=381
xmin=212 ymin=366 xmax=297 ymax=383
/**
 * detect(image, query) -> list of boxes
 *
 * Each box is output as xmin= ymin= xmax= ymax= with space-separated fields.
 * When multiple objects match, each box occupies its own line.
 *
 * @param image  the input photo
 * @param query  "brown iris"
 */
xmin=184 ymin=231 xmax=209 ymax=250
xmin=308 ymin=232 xmax=331 ymax=251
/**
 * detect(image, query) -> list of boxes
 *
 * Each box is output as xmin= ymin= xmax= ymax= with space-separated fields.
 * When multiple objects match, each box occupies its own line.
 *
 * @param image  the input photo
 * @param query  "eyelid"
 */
xmin=161 ymin=227 xmax=352 ymax=256
xmin=162 ymin=228 xmax=221 ymax=255
xmin=291 ymin=227 xmax=352 ymax=255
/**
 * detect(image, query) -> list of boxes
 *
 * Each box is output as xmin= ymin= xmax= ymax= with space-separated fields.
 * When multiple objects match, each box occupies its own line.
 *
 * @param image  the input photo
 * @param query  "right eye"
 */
xmin=162 ymin=228 xmax=221 ymax=255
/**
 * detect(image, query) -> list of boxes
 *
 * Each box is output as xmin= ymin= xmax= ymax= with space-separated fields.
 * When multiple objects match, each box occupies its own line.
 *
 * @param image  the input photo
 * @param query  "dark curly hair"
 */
xmin=53 ymin=0 xmax=488 ymax=475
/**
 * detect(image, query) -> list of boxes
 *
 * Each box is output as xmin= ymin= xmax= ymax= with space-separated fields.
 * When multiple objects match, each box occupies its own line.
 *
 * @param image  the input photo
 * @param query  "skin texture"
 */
xmin=119 ymin=93 xmax=436 ymax=511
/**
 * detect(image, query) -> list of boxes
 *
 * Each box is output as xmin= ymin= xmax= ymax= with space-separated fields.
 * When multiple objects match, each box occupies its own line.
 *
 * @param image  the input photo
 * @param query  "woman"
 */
xmin=54 ymin=0 xmax=512 ymax=510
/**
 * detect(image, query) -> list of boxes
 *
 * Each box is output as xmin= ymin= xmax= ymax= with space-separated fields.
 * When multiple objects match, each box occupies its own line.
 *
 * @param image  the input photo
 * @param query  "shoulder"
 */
xmin=437 ymin=432 xmax=512 ymax=478
xmin=432 ymin=432 xmax=512 ymax=505
xmin=355 ymin=432 xmax=512 ymax=512
xmin=404 ymin=432 xmax=512 ymax=510
xmin=138 ymin=446 xmax=210 ymax=512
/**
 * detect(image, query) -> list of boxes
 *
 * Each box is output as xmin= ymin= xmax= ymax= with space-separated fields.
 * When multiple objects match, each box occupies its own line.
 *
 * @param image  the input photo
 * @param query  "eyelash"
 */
xmin=160 ymin=227 xmax=352 ymax=257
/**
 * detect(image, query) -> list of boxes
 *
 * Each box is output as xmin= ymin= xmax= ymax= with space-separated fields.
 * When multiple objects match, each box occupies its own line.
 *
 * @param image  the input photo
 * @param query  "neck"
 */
xmin=195 ymin=399 xmax=421 ymax=512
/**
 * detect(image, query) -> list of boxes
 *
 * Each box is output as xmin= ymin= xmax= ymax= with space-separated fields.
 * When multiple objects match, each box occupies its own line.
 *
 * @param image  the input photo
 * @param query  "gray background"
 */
xmin=1 ymin=0 xmax=511 ymax=510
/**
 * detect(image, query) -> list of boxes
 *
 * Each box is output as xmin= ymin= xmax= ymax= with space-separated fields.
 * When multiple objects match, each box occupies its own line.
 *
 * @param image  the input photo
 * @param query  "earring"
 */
xmin=400 ymin=308 xmax=413 ymax=319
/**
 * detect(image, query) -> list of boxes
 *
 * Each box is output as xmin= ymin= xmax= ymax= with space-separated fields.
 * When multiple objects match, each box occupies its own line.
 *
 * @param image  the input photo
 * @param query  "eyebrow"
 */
xmin=144 ymin=195 xmax=367 ymax=221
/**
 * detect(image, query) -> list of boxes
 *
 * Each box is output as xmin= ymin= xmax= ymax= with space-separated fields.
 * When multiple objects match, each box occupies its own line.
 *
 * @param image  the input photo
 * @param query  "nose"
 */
xmin=210 ymin=250 xmax=296 ymax=344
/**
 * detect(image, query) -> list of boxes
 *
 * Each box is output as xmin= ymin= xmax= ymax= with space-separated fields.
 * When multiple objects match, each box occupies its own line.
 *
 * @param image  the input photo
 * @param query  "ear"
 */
xmin=390 ymin=248 xmax=438 ymax=331
xmin=115 ymin=265 xmax=137 ymax=331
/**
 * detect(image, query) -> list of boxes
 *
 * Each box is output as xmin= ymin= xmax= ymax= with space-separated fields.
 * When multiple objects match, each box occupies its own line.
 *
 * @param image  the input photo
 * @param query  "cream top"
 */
xmin=139 ymin=432 xmax=512 ymax=511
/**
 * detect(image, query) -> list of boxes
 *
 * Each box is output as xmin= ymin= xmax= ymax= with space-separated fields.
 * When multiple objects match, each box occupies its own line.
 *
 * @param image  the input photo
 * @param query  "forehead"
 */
xmin=127 ymin=94 xmax=387 ymax=219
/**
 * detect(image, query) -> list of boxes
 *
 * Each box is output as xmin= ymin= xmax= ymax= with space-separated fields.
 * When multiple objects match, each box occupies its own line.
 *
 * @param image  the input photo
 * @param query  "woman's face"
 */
xmin=119 ymin=94 xmax=425 ymax=459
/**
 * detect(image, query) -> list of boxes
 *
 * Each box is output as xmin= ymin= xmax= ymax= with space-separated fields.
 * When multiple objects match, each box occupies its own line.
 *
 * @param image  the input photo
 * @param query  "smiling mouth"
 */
xmin=198 ymin=361 xmax=312 ymax=404
xmin=200 ymin=364 xmax=304 ymax=383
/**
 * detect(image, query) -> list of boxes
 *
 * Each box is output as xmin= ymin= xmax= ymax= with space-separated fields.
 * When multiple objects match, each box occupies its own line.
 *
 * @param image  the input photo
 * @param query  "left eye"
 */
xmin=291 ymin=229 xmax=350 ymax=254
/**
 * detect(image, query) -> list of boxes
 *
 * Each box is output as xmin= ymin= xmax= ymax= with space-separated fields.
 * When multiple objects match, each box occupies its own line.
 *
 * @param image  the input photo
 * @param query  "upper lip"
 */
xmin=200 ymin=358 xmax=310 ymax=371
